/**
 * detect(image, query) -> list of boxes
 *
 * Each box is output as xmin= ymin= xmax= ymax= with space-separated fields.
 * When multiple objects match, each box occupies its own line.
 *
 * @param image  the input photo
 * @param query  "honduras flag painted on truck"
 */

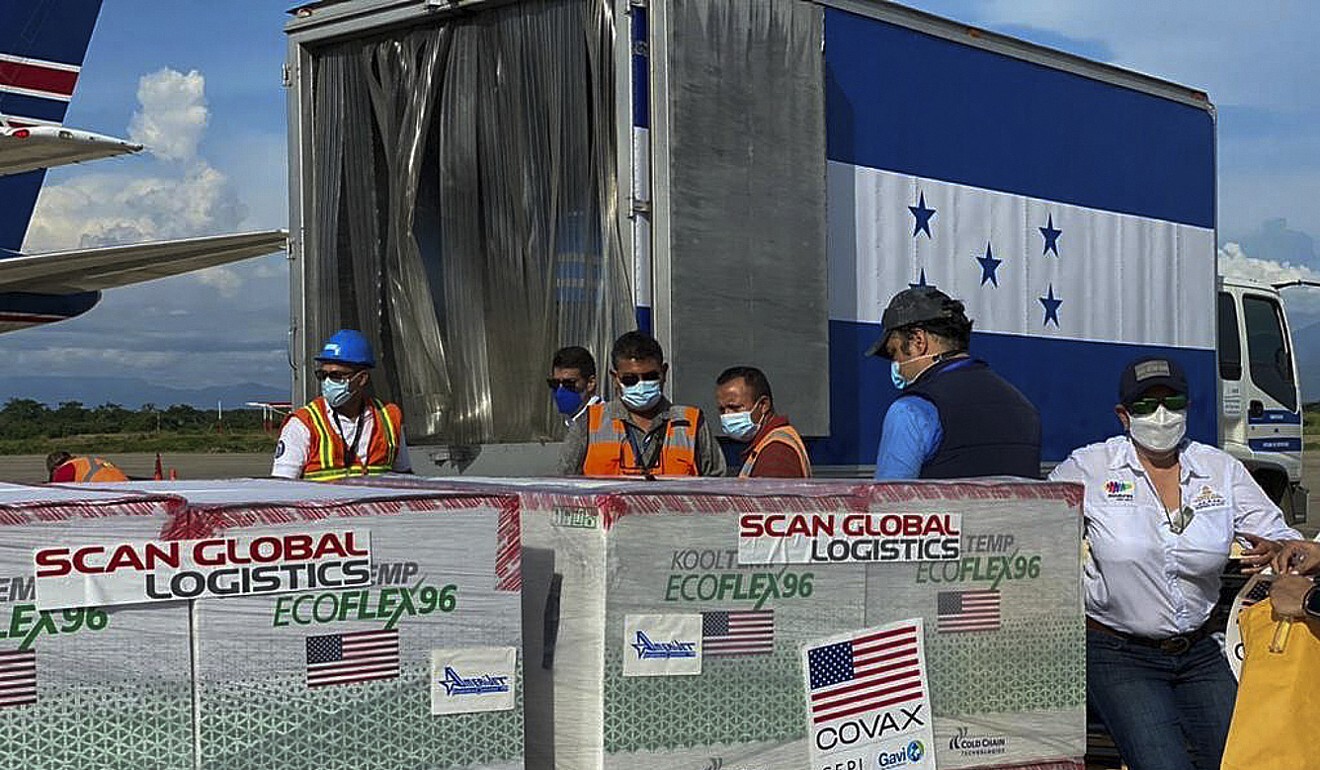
xmin=816 ymin=7 xmax=1215 ymax=466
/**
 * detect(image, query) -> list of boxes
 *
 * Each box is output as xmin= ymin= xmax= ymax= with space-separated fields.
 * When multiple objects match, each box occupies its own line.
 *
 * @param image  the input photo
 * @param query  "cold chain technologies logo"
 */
xmin=875 ymin=740 xmax=925 ymax=768
xmin=439 ymin=666 xmax=510 ymax=697
xmin=631 ymin=630 xmax=697 ymax=660
xmin=949 ymin=727 xmax=1007 ymax=758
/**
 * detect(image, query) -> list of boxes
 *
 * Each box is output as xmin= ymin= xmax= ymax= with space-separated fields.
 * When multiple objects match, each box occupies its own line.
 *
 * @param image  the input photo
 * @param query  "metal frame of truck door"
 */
xmin=283 ymin=0 xmax=525 ymax=405
xmin=645 ymin=0 xmax=674 ymax=365
xmin=614 ymin=0 xmax=636 ymax=321
xmin=285 ymin=41 xmax=311 ymax=404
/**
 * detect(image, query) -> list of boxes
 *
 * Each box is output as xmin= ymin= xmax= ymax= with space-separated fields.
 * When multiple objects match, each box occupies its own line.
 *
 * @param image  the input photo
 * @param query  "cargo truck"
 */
xmin=283 ymin=0 xmax=1305 ymax=521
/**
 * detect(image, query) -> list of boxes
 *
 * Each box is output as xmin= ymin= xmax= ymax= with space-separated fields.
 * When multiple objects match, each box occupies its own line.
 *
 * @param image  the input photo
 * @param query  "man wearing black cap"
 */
xmin=868 ymin=286 xmax=1040 ymax=479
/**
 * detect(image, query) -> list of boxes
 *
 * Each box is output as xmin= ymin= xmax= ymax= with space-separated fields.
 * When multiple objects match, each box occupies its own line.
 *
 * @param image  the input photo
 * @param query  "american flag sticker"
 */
xmin=803 ymin=620 xmax=927 ymax=725
xmin=702 ymin=610 xmax=774 ymax=657
xmin=937 ymin=590 xmax=1002 ymax=633
xmin=306 ymin=629 xmax=400 ymax=688
xmin=802 ymin=620 xmax=935 ymax=769
xmin=0 ymin=648 xmax=37 ymax=708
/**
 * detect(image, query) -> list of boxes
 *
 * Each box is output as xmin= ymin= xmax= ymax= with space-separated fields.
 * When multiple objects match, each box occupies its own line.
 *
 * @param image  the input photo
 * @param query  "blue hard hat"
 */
xmin=315 ymin=329 xmax=375 ymax=368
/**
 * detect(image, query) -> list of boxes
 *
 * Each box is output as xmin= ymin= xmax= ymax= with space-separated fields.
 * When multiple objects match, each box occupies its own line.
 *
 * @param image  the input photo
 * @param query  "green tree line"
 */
xmin=0 ymin=401 xmax=277 ymax=454
xmin=0 ymin=399 xmax=270 ymax=441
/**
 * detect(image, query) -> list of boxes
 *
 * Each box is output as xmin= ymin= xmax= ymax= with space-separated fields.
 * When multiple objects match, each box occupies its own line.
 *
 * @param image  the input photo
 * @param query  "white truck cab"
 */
xmin=1218 ymin=277 xmax=1309 ymax=523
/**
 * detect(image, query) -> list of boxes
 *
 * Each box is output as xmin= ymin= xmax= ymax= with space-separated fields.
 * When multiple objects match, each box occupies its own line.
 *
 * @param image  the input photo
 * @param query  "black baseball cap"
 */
xmin=866 ymin=287 xmax=964 ymax=358
xmin=1118 ymin=357 xmax=1189 ymax=404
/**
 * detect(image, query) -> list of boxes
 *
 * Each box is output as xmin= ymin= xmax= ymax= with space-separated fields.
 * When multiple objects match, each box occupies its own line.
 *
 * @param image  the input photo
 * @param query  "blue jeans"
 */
xmin=1086 ymin=629 xmax=1237 ymax=770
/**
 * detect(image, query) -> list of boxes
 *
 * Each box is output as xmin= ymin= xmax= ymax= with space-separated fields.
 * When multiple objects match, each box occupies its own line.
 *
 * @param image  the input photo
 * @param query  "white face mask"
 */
xmin=1128 ymin=405 xmax=1186 ymax=453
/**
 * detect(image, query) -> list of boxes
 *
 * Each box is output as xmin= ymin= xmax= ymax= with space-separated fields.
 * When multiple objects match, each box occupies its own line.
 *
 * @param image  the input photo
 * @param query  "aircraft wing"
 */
xmin=0 ymin=230 xmax=288 ymax=294
xmin=0 ymin=125 xmax=142 ymax=177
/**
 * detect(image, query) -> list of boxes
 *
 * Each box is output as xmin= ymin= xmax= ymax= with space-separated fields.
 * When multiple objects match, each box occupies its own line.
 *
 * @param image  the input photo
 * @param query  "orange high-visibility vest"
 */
xmin=63 ymin=456 xmax=129 ymax=482
xmin=738 ymin=424 xmax=811 ymax=478
xmin=582 ymin=403 xmax=700 ymax=477
xmin=290 ymin=396 xmax=402 ymax=482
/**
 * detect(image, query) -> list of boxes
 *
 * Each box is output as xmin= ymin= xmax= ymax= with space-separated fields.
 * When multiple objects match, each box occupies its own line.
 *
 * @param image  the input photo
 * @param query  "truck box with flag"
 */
xmin=281 ymin=0 xmax=1307 ymax=507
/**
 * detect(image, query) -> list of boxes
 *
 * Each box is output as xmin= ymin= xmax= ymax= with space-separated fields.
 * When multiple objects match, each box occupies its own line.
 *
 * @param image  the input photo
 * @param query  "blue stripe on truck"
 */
xmin=808 ymin=320 xmax=1217 ymax=468
xmin=1248 ymin=438 xmax=1303 ymax=452
xmin=823 ymin=7 xmax=1215 ymax=229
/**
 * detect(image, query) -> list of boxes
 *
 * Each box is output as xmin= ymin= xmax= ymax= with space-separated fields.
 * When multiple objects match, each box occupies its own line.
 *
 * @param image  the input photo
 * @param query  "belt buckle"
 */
xmin=1160 ymin=635 xmax=1191 ymax=654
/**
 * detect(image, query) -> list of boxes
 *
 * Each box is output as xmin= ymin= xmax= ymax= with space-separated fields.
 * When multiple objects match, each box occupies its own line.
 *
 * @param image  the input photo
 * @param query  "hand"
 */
xmin=1272 ymin=539 xmax=1320 ymax=576
xmin=1270 ymin=574 xmax=1315 ymax=618
xmin=1237 ymin=532 xmax=1282 ymax=574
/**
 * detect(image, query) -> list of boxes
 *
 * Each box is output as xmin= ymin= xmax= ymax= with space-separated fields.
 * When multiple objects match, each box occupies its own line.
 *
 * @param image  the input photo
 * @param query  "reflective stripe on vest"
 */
xmin=68 ymin=456 xmax=129 ymax=482
xmin=582 ymin=404 xmax=700 ymax=477
xmin=294 ymin=397 xmax=401 ymax=482
xmin=738 ymin=425 xmax=811 ymax=478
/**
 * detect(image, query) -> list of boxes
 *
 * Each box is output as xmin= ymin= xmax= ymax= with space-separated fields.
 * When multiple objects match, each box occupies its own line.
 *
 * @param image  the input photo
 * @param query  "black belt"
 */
xmin=1086 ymin=617 xmax=1210 ymax=655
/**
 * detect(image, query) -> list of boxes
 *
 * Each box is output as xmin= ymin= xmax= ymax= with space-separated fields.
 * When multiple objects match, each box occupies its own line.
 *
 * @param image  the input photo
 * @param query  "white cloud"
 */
xmin=23 ymin=68 xmax=247 ymax=254
xmin=192 ymin=265 xmax=244 ymax=298
xmin=129 ymin=69 xmax=209 ymax=163
xmin=1219 ymin=242 xmax=1318 ymax=284
xmin=1219 ymin=242 xmax=1320 ymax=324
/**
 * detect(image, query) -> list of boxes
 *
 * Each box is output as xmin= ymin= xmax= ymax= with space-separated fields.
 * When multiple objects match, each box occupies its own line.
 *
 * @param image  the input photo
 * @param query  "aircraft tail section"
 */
xmin=0 ymin=0 xmax=104 ymax=256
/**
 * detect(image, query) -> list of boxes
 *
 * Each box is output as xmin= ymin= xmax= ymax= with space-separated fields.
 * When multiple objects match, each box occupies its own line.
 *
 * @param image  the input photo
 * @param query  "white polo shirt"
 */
xmin=1048 ymin=436 xmax=1300 ymax=637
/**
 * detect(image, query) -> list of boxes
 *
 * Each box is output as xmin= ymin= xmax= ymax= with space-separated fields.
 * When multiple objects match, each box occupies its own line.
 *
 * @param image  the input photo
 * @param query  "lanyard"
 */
xmin=333 ymin=408 xmax=368 ymax=471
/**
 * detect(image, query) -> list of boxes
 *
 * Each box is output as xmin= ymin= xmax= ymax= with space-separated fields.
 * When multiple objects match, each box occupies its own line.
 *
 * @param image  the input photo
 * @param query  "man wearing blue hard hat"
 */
xmin=272 ymin=329 xmax=411 ymax=480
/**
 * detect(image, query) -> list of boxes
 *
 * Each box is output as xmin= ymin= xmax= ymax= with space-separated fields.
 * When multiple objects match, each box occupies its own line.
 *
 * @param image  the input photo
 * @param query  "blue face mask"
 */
xmin=554 ymin=386 xmax=585 ymax=416
xmin=321 ymin=377 xmax=354 ymax=408
xmin=620 ymin=380 xmax=663 ymax=411
xmin=720 ymin=410 xmax=759 ymax=442
xmin=890 ymin=353 xmax=939 ymax=390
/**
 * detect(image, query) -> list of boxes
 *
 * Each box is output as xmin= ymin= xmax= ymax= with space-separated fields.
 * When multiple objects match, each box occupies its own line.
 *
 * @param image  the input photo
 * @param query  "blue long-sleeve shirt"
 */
xmin=873 ymin=396 xmax=942 ymax=480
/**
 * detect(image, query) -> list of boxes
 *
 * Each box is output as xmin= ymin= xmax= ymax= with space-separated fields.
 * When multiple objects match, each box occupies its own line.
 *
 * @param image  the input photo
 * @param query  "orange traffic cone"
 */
xmin=169 ymin=468 xmax=177 ymax=481
xmin=153 ymin=453 xmax=164 ymax=481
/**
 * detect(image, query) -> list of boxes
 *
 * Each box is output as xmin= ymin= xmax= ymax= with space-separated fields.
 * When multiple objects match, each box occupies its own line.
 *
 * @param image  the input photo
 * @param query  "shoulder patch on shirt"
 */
xmin=1103 ymin=479 xmax=1135 ymax=503
xmin=1190 ymin=484 xmax=1227 ymax=511
xmin=275 ymin=440 xmax=285 ymax=458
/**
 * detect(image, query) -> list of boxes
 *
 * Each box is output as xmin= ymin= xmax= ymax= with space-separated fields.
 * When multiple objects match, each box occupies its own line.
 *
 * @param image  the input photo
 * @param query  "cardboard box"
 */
xmin=0 ymin=483 xmax=191 ymax=770
xmin=351 ymin=476 xmax=1085 ymax=770
xmin=115 ymin=479 xmax=525 ymax=770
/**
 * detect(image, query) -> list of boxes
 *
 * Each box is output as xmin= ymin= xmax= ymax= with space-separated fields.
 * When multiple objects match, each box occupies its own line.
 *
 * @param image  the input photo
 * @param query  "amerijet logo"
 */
xmin=439 ymin=666 xmax=510 ymax=697
xmin=632 ymin=631 xmax=697 ymax=660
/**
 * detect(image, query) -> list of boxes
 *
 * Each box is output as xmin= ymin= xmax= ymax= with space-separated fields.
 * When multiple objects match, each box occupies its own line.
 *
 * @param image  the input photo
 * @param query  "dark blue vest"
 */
xmin=903 ymin=357 xmax=1041 ymax=479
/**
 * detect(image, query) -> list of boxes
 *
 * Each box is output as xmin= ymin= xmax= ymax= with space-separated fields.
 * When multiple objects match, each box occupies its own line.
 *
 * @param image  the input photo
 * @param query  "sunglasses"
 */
xmin=614 ymin=370 xmax=663 ymax=387
xmin=314 ymin=369 xmax=359 ymax=383
xmin=546 ymin=378 xmax=581 ymax=391
xmin=1126 ymin=394 xmax=1188 ymax=416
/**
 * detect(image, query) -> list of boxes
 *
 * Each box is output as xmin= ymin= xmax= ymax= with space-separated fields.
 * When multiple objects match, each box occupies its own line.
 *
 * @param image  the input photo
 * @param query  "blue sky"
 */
xmin=4 ymin=0 xmax=1320 ymax=403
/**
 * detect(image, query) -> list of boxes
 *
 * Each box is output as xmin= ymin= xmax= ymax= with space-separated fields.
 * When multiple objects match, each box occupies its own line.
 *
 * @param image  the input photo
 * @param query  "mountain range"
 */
xmin=0 ymin=376 xmax=288 ymax=410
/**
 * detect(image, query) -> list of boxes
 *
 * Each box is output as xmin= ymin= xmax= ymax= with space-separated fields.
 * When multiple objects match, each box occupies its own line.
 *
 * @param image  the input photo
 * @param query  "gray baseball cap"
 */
xmin=866 ymin=287 xmax=963 ymax=358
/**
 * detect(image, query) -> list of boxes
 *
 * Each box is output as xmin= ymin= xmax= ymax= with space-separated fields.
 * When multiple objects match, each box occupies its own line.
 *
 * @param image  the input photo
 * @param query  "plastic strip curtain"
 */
xmin=307 ymin=0 xmax=631 ymax=445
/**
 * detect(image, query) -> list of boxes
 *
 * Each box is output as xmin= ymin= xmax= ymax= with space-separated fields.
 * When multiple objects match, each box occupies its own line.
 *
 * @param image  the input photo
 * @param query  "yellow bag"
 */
xmin=1221 ymin=598 xmax=1320 ymax=770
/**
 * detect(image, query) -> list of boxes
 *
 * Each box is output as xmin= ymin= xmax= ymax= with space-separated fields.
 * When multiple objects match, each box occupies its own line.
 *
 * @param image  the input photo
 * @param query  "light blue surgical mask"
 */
xmin=890 ymin=361 xmax=909 ymax=390
xmin=720 ymin=410 xmax=758 ymax=442
xmin=321 ymin=377 xmax=354 ymax=408
xmin=620 ymin=380 xmax=663 ymax=411
xmin=890 ymin=353 xmax=939 ymax=390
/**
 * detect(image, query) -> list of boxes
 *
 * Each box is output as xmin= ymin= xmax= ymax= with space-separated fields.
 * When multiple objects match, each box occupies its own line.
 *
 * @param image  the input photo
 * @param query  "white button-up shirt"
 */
xmin=1048 ymin=436 xmax=1300 ymax=638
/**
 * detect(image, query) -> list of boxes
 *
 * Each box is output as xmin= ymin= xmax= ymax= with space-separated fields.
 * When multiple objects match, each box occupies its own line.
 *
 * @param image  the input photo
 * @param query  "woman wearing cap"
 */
xmin=1047 ymin=356 xmax=1300 ymax=770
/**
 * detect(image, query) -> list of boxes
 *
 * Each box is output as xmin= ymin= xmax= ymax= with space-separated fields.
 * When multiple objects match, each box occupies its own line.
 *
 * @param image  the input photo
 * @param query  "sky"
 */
xmin=4 ymin=0 xmax=1320 ymax=402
